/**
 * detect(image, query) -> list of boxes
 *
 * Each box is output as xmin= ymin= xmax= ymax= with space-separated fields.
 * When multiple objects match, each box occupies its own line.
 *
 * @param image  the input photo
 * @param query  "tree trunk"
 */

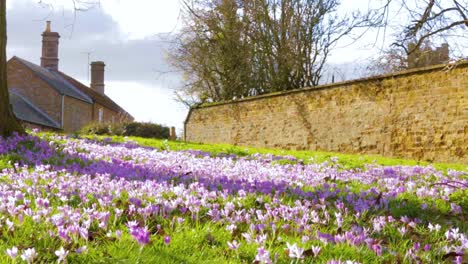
xmin=0 ymin=0 xmax=25 ymax=137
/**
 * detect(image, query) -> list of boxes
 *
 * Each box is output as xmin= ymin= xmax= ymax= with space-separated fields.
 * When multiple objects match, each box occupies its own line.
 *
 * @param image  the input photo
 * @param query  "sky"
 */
xmin=4 ymin=0 xmax=418 ymax=132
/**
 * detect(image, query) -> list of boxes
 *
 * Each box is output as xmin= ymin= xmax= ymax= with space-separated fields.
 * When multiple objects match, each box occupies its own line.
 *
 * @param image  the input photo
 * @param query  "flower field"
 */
xmin=0 ymin=132 xmax=466 ymax=263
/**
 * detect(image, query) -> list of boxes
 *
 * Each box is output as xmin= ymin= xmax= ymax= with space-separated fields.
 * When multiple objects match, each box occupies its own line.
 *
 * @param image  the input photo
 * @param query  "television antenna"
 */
xmin=81 ymin=51 xmax=93 ymax=82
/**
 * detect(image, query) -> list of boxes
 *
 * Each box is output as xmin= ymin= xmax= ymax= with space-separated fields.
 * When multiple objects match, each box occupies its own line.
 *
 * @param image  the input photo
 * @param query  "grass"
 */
xmin=79 ymin=134 xmax=467 ymax=172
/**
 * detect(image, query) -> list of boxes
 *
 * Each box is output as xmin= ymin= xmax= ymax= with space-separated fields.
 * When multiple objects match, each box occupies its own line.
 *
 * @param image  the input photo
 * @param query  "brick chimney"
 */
xmin=40 ymin=21 xmax=60 ymax=71
xmin=90 ymin=61 xmax=105 ymax=94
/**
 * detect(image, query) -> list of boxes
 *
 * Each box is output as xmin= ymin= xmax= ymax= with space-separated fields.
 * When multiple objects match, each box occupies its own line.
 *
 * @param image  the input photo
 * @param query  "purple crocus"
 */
xmin=254 ymin=246 xmax=272 ymax=264
xmin=129 ymin=226 xmax=151 ymax=246
xmin=227 ymin=240 xmax=240 ymax=250
xmin=164 ymin=236 xmax=171 ymax=245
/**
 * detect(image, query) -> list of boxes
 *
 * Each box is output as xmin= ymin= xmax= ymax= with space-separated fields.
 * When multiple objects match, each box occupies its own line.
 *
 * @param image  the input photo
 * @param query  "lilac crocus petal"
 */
xmin=75 ymin=246 xmax=88 ymax=254
xmin=254 ymin=246 xmax=272 ymax=264
xmin=371 ymin=244 xmax=382 ymax=256
xmin=6 ymin=246 xmax=18 ymax=259
xmin=450 ymin=203 xmax=462 ymax=215
xmin=286 ymin=242 xmax=304 ymax=259
xmin=454 ymin=256 xmax=463 ymax=264
xmin=21 ymin=248 xmax=37 ymax=264
xmin=55 ymin=247 xmax=69 ymax=263
xmin=311 ymin=245 xmax=321 ymax=257
xmin=227 ymin=240 xmax=240 ymax=250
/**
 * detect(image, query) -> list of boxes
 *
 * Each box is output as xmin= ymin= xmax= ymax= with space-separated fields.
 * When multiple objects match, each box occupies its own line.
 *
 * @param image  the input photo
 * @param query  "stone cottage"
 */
xmin=7 ymin=21 xmax=133 ymax=132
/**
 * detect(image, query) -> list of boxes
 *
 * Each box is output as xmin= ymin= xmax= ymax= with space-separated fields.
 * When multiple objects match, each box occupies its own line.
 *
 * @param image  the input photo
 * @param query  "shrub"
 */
xmin=81 ymin=122 xmax=170 ymax=139
xmin=80 ymin=122 xmax=111 ymax=135
xmin=123 ymin=122 xmax=170 ymax=139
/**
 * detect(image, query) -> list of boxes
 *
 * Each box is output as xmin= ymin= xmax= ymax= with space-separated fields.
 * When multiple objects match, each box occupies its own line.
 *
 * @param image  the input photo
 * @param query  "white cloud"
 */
xmin=99 ymin=0 xmax=181 ymax=39
xmin=102 ymin=81 xmax=187 ymax=129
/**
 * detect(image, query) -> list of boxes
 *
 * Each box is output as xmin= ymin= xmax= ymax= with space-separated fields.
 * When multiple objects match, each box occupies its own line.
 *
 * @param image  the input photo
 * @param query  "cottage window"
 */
xmin=98 ymin=108 xmax=104 ymax=123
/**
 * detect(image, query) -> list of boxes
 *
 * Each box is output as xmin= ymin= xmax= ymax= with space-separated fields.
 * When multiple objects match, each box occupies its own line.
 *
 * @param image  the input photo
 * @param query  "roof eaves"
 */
xmin=10 ymin=88 xmax=62 ymax=129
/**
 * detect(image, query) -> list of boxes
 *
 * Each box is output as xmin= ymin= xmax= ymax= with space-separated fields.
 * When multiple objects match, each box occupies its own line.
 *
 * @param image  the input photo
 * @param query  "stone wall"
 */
xmin=185 ymin=62 xmax=468 ymax=164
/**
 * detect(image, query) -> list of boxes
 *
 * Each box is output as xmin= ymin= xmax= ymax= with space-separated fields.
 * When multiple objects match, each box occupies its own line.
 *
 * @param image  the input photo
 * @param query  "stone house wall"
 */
xmin=63 ymin=96 xmax=93 ymax=133
xmin=7 ymin=59 xmax=62 ymax=124
xmin=92 ymin=103 xmax=121 ymax=124
xmin=185 ymin=62 xmax=468 ymax=164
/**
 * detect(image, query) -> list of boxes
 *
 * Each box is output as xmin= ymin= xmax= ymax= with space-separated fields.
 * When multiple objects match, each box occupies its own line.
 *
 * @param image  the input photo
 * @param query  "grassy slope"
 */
xmin=0 ymin=133 xmax=466 ymax=263
xmin=88 ymin=135 xmax=467 ymax=172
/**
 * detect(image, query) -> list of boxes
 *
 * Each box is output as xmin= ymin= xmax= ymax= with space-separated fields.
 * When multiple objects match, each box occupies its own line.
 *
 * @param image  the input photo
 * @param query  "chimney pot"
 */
xmin=45 ymin=21 xmax=51 ymax=32
xmin=90 ymin=61 xmax=106 ymax=94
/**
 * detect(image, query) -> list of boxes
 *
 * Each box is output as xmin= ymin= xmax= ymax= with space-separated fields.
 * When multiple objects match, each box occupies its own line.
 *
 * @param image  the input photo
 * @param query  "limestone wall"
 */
xmin=184 ymin=62 xmax=468 ymax=164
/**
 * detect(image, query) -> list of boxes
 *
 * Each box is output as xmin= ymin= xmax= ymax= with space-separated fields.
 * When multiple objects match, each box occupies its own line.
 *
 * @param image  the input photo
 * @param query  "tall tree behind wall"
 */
xmin=172 ymin=0 xmax=252 ymax=102
xmin=364 ymin=0 xmax=466 ymax=76
xmin=387 ymin=0 xmax=467 ymax=57
xmin=0 ymin=0 xmax=24 ymax=137
xmin=171 ymin=0 xmax=376 ymax=103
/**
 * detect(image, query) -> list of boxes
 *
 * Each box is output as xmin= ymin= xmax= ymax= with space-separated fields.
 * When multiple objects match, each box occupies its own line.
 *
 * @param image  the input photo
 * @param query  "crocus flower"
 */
xmin=428 ymin=223 xmax=441 ymax=232
xmin=164 ymin=236 xmax=171 ymax=245
xmin=130 ymin=226 xmax=151 ymax=246
xmin=371 ymin=244 xmax=382 ymax=256
xmin=75 ymin=246 xmax=88 ymax=254
xmin=454 ymin=256 xmax=463 ymax=264
xmin=311 ymin=245 xmax=321 ymax=257
xmin=55 ymin=247 xmax=69 ymax=263
xmin=227 ymin=240 xmax=240 ymax=250
xmin=21 ymin=248 xmax=37 ymax=263
xmin=254 ymin=246 xmax=272 ymax=264
xmin=286 ymin=242 xmax=304 ymax=259
xmin=6 ymin=246 xmax=18 ymax=259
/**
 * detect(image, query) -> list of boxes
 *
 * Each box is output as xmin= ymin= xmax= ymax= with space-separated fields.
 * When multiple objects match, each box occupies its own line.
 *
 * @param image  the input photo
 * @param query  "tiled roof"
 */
xmin=12 ymin=56 xmax=93 ymax=104
xmin=9 ymin=89 xmax=61 ymax=129
xmin=59 ymin=73 xmax=133 ymax=118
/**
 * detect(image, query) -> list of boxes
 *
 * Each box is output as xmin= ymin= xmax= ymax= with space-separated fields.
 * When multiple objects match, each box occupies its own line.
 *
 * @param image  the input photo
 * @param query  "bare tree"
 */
xmin=394 ymin=0 xmax=467 ymax=56
xmin=171 ymin=0 xmax=378 ymax=103
xmin=171 ymin=0 xmax=252 ymax=102
xmin=371 ymin=0 xmax=467 ymax=58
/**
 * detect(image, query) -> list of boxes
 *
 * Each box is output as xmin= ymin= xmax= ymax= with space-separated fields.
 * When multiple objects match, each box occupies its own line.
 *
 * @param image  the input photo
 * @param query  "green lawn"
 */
xmin=81 ymin=134 xmax=467 ymax=172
